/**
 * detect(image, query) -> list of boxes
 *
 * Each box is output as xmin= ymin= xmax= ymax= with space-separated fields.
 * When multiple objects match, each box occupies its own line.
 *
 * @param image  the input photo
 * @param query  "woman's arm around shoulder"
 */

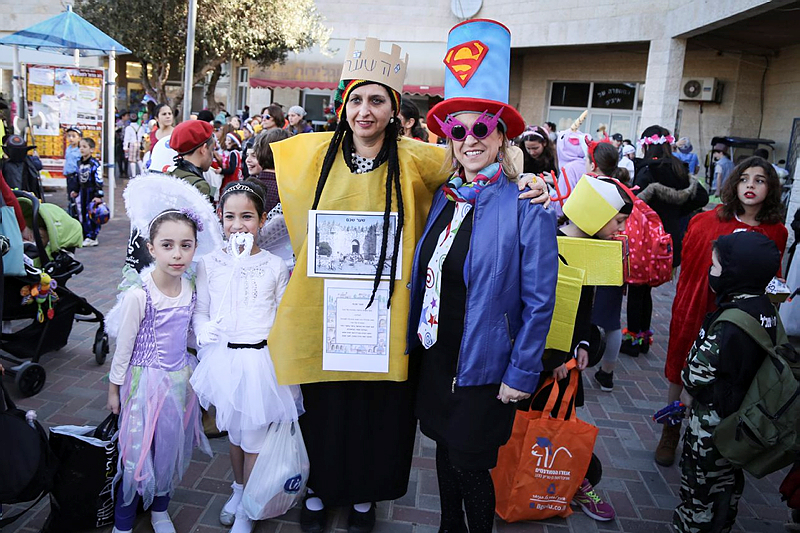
xmin=402 ymin=138 xmax=450 ymax=194
xmin=504 ymin=201 xmax=559 ymax=393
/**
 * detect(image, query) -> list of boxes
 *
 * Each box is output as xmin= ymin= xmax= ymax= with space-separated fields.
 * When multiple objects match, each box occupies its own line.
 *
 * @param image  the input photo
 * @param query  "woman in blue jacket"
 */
xmin=406 ymin=19 xmax=558 ymax=533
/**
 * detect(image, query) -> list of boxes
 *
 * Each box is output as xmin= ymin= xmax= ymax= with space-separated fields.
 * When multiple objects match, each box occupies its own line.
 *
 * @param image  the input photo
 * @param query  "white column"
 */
xmin=12 ymin=45 xmax=23 ymax=121
xmin=639 ymin=37 xmax=686 ymax=135
xmin=107 ymin=51 xmax=116 ymax=218
xmin=182 ymin=0 xmax=198 ymax=121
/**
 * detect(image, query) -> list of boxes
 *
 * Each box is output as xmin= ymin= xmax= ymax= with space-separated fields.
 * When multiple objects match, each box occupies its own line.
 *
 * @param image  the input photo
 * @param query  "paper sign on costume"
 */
xmin=557 ymin=237 xmax=623 ymax=286
xmin=322 ymin=279 xmax=390 ymax=373
xmin=545 ymin=261 xmax=584 ymax=352
xmin=307 ymin=210 xmax=402 ymax=279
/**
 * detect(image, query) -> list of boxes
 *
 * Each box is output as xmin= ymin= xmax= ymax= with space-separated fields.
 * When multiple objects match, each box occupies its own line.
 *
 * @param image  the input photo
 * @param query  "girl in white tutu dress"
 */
xmin=191 ymin=180 xmax=303 ymax=533
xmin=107 ymin=207 xmax=214 ymax=533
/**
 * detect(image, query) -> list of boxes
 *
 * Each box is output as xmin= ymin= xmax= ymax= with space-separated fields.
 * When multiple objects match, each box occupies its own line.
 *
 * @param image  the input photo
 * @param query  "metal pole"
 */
xmin=107 ymin=50 xmax=116 ymax=218
xmin=182 ymin=0 xmax=197 ymax=121
xmin=12 ymin=45 xmax=23 ymax=121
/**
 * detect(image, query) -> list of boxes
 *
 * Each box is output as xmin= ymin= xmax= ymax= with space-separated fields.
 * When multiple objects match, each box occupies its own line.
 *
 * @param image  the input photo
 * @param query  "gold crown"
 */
xmin=340 ymin=38 xmax=409 ymax=95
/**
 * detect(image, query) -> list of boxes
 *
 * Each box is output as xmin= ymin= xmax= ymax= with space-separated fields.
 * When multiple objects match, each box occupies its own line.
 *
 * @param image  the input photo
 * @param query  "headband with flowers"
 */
xmin=148 ymin=208 xmax=205 ymax=234
xmin=638 ymin=134 xmax=675 ymax=147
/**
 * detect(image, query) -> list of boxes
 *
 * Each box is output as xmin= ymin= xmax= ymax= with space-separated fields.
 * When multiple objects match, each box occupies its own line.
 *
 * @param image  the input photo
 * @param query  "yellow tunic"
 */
xmin=269 ymin=133 xmax=449 ymax=385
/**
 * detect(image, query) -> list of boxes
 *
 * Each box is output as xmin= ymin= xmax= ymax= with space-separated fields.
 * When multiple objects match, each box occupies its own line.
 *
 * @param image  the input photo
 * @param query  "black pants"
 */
xmin=626 ymin=284 xmax=653 ymax=334
xmin=436 ymin=445 xmax=495 ymax=533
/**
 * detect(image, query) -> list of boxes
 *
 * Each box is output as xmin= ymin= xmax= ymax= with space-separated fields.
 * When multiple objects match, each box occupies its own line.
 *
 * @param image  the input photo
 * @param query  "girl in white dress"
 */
xmin=190 ymin=180 xmax=303 ymax=533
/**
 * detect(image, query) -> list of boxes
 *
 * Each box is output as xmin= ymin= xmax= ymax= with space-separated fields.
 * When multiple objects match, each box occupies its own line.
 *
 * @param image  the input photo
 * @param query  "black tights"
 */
xmin=435 ymin=445 xmax=495 ymax=533
xmin=626 ymin=284 xmax=653 ymax=334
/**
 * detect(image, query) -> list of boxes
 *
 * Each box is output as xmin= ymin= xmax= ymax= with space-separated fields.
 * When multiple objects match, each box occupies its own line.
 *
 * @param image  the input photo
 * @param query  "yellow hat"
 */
xmin=562 ymin=176 xmax=626 ymax=236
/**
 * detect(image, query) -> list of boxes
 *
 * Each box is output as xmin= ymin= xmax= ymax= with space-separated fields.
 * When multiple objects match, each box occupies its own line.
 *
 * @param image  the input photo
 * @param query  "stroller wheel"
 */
xmin=94 ymin=328 xmax=109 ymax=365
xmin=15 ymin=361 xmax=46 ymax=397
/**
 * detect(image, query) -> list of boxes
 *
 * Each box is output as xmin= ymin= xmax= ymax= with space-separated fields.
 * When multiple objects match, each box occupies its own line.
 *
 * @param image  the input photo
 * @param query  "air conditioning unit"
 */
xmin=680 ymin=77 xmax=720 ymax=102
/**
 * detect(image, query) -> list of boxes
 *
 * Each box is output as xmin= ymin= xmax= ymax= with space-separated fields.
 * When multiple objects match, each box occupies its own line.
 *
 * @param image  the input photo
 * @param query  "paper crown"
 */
xmin=562 ymin=176 xmax=626 ymax=236
xmin=339 ymin=38 xmax=409 ymax=95
xmin=427 ymin=19 xmax=524 ymax=139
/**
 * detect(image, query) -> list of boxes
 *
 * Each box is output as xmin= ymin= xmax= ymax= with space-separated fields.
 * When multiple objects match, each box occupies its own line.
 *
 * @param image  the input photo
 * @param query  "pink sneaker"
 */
xmin=572 ymin=478 xmax=616 ymax=521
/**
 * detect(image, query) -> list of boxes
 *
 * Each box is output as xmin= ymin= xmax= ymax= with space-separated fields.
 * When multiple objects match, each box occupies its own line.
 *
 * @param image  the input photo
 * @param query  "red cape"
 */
xmin=665 ymin=206 xmax=788 ymax=384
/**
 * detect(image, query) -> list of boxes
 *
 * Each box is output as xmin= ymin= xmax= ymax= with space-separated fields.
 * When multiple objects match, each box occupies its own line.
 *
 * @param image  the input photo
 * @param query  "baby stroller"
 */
xmin=1 ymin=191 xmax=109 ymax=396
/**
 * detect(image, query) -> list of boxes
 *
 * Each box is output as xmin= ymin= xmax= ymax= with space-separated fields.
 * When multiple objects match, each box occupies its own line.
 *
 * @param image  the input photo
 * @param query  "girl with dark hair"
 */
xmin=247 ymin=128 xmax=292 ymax=214
xmin=622 ymin=125 xmax=707 ymax=358
xmin=191 ymin=180 xmax=302 ymax=533
xmin=267 ymin=35 xmax=549 ymax=533
xmin=517 ymin=125 xmax=557 ymax=175
xmin=655 ymin=156 xmax=787 ymax=467
xmin=398 ymin=98 xmax=429 ymax=142
xmin=148 ymin=104 xmax=174 ymax=154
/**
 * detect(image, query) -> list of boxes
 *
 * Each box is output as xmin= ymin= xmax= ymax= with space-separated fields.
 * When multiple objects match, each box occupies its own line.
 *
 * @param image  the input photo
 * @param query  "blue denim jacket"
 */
xmin=407 ymin=172 xmax=558 ymax=393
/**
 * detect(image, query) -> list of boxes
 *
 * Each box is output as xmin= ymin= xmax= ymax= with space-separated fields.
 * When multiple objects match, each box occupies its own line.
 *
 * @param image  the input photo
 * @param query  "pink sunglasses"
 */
xmin=435 ymin=108 xmax=504 ymax=141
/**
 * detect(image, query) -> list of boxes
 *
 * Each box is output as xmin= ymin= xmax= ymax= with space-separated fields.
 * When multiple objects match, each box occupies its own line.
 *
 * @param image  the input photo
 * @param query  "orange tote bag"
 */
xmin=492 ymin=361 xmax=598 ymax=522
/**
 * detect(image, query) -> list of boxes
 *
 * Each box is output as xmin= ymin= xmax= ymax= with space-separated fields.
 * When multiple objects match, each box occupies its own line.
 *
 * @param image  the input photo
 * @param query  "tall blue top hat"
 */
xmin=427 ymin=19 xmax=524 ymax=139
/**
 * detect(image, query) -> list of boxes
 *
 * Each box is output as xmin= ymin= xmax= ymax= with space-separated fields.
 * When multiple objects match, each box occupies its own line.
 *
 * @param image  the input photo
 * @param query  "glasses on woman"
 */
xmin=435 ymin=108 xmax=504 ymax=141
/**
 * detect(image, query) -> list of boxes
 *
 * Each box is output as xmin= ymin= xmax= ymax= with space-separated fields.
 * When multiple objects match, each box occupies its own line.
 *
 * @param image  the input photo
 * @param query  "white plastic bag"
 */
xmin=241 ymin=420 xmax=309 ymax=520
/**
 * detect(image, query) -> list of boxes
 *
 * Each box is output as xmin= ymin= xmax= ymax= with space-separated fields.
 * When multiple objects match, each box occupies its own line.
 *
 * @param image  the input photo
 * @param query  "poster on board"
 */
xmin=26 ymin=64 xmax=105 ymax=186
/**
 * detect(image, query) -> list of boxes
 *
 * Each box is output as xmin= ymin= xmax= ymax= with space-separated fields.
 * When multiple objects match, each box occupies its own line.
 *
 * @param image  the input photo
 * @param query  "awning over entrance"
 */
xmin=250 ymin=77 xmax=443 ymax=97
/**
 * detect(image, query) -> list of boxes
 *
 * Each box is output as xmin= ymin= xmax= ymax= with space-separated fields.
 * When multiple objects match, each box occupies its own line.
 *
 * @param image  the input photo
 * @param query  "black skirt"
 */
xmin=415 ymin=345 xmax=516 ymax=470
xmin=300 ymin=377 xmax=419 ymax=506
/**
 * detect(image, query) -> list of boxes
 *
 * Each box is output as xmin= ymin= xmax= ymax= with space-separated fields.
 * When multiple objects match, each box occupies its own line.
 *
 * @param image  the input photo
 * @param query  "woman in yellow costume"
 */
xmin=269 ymin=37 xmax=547 ymax=533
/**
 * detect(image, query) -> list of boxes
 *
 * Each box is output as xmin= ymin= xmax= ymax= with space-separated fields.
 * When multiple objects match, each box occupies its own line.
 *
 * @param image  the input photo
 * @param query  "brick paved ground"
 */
xmin=2 ymin=179 xmax=792 ymax=533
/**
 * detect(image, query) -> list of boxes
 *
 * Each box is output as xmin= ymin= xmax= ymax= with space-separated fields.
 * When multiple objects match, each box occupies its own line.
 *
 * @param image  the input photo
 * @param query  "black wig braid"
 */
xmin=311 ymin=124 xmax=347 ymax=211
xmin=309 ymin=92 xmax=404 ymax=309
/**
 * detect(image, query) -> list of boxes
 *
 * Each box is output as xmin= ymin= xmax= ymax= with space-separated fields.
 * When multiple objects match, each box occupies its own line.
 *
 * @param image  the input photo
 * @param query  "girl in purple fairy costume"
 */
xmin=106 ymin=174 xmax=222 ymax=533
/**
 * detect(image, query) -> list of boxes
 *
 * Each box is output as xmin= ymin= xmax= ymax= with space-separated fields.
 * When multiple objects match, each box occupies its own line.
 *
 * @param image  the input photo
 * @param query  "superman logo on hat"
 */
xmin=444 ymin=40 xmax=489 ymax=88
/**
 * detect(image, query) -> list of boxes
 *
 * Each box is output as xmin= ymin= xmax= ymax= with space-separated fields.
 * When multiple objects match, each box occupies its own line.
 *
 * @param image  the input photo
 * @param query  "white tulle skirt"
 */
xmin=190 ymin=341 xmax=303 ymax=452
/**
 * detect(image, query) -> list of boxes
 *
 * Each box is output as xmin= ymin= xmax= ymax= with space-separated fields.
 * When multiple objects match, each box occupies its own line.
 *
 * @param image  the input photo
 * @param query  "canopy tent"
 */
xmin=0 ymin=6 xmax=130 ymax=56
xmin=0 ymin=5 xmax=130 ymax=216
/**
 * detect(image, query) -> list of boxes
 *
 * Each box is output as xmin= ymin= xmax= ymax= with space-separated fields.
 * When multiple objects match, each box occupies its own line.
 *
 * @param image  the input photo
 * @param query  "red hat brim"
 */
xmin=427 ymin=98 xmax=525 ymax=140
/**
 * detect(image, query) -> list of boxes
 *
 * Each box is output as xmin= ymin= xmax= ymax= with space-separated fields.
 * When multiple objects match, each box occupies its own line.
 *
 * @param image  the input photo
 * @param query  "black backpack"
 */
xmin=0 ymin=381 xmax=59 ymax=527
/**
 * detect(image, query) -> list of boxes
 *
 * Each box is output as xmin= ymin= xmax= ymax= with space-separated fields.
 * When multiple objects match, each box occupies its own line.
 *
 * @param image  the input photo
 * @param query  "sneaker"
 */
xmin=82 ymin=237 xmax=99 ymax=247
xmin=594 ymin=369 xmax=614 ymax=392
xmin=150 ymin=510 xmax=177 ymax=533
xmin=572 ymin=479 xmax=615 ymax=521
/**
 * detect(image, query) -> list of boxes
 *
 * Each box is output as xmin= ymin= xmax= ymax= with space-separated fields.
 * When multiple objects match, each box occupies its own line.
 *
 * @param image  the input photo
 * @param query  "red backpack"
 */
xmin=616 ymin=188 xmax=673 ymax=287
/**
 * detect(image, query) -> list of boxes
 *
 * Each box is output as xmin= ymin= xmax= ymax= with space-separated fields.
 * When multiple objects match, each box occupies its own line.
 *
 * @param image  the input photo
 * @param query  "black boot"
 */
xmin=439 ymin=511 xmax=468 ymax=533
xmin=619 ymin=337 xmax=639 ymax=357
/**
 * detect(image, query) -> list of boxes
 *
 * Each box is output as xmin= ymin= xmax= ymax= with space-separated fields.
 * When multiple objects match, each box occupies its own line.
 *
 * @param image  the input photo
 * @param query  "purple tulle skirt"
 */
xmin=118 ymin=361 xmax=211 ymax=509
